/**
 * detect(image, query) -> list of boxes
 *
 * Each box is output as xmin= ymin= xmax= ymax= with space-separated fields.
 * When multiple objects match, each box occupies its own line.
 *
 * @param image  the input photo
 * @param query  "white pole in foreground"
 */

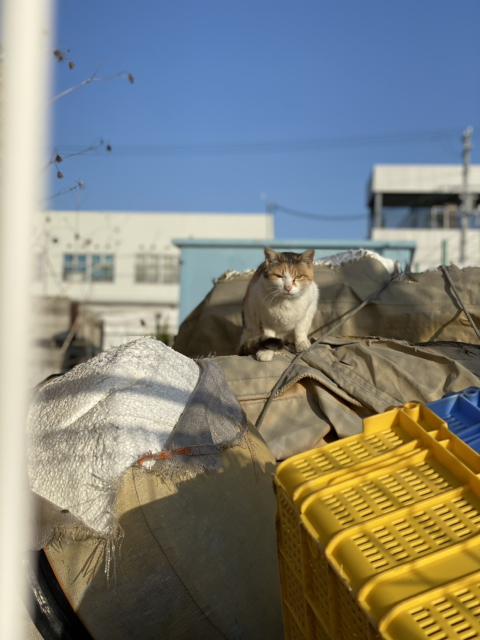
xmin=0 ymin=0 xmax=54 ymax=636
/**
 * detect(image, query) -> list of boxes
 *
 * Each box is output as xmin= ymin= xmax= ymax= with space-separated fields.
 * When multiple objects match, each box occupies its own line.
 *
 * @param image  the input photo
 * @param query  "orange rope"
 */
xmin=138 ymin=447 xmax=192 ymax=466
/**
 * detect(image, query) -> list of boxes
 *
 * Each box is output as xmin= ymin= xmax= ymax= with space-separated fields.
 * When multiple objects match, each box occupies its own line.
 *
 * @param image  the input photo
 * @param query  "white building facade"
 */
xmin=32 ymin=211 xmax=273 ymax=351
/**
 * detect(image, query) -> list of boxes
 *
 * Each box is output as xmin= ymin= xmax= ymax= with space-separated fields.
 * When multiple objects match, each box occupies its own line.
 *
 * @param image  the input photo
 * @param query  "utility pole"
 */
xmin=460 ymin=126 xmax=473 ymax=265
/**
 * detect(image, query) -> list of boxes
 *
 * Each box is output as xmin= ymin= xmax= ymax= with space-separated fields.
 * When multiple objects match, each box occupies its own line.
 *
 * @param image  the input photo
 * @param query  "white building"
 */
xmin=31 ymin=211 xmax=273 ymax=383
xmin=368 ymin=165 xmax=480 ymax=271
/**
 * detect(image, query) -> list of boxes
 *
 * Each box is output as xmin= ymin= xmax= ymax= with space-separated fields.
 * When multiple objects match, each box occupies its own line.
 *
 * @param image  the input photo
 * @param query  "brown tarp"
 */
xmin=173 ymin=258 xmax=480 ymax=460
xmin=34 ymin=421 xmax=283 ymax=640
xmin=214 ymin=337 xmax=480 ymax=459
xmin=174 ymin=261 xmax=480 ymax=358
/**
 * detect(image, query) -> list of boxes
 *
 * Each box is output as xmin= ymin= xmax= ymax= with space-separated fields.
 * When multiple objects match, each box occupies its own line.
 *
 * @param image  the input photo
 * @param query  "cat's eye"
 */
xmin=273 ymin=274 xmax=283 ymax=278
xmin=295 ymin=275 xmax=304 ymax=281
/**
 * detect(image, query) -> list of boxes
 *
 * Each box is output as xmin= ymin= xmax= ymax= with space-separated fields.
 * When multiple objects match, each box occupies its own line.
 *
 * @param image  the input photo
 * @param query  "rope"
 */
xmin=440 ymin=266 xmax=480 ymax=342
xmin=255 ymin=274 xmax=397 ymax=430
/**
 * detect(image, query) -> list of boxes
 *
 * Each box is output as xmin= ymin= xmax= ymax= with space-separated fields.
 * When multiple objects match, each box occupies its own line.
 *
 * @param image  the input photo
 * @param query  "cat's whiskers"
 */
xmin=262 ymin=286 xmax=279 ymax=300
xmin=263 ymin=289 xmax=283 ymax=304
xmin=263 ymin=288 xmax=279 ymax=300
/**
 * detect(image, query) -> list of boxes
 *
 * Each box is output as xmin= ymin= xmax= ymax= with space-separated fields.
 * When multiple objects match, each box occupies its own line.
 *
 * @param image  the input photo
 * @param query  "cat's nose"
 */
xmin=284 ymin=284 xmax=292 ymax=292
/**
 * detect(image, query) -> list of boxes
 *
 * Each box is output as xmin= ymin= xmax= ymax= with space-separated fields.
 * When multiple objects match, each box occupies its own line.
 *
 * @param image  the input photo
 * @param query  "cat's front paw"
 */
xmin=295 ymin=339 xmax=311 ymax=353
xmin=256 ymin=349 xmax=274 ymax=362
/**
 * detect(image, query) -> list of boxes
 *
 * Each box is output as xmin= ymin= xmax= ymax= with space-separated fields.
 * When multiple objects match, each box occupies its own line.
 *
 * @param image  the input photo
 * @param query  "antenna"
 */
xmin=459 ymin=126 xmax=473 ymax=265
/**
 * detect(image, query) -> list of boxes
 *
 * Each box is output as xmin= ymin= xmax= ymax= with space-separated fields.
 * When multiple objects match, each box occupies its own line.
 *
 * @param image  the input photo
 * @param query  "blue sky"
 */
xmin=50 ymin=0 xmax=480 ymax=239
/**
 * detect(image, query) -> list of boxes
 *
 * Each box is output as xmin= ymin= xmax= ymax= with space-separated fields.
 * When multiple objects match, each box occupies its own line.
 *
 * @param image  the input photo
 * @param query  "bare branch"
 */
xmin=60 ymin=139 xmax=107 ymax=161
xmin=42 ymin=180 xmax=85 ymax=203
xmin=49 ymin=61 xmax=133 ymax=104
xmin=42 ymin=138 xmax=106 ymax=173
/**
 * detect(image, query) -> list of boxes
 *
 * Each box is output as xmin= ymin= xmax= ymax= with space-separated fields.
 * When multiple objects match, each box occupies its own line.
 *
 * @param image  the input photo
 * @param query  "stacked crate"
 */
xmin=275 ymin=402 xmax=480 ymax=640
xmin=428 ymin=387 xmax=480 ymax=453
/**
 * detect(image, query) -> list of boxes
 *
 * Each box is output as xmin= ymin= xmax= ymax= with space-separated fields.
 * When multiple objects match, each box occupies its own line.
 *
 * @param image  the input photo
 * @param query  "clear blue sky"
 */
xmin=50 ymin=0 xmax=480 ymax=239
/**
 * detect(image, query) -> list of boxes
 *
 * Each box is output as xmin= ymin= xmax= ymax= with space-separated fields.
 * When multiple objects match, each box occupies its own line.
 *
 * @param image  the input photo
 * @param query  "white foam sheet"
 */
xmin=217 ymin=249 xmax=399 ymax=281
xmin=27 ymin=337 xmax=200 ymax=533
xmin=314 ymin=249 xmax=398 ymax=274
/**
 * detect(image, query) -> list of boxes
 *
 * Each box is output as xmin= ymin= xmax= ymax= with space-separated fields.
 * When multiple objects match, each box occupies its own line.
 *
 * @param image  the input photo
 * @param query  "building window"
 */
xmin=135 ymin=254 xmax=179 ymax=284
xmin=92 ymin=254 xmax=114 ymax=282
xmin=135 ymin=254 xmax=159 ymax=283
xmin=63 ymin=254 xmax=115 ymax=282
xmin=63 ymin=254 xmax=87 ymax=282
xmin=159 ymin=254 xmax=179 ymax=284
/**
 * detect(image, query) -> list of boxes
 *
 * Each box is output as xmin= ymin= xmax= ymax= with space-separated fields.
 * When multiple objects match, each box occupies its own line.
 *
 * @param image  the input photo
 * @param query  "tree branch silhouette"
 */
xmin=49 ymin=61 xmax=134 ymax=105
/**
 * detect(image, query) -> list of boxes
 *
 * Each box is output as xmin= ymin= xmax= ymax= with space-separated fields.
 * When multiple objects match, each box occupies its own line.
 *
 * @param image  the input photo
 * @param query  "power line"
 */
xmin=269 ymin=202 xmax=367 ymax=221
xmin=55 ymin=127 xmax=475 ymax=158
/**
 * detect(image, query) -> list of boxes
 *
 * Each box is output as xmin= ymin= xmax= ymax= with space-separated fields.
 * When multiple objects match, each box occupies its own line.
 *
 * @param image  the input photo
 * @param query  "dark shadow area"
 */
xmin=25 ymin=550 xmax=93 ymax=639
xmin=43 ymin=427 xmax=284 ymax=640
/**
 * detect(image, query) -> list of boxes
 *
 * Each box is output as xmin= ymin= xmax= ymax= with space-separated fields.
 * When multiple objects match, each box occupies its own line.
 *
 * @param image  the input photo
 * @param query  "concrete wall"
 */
xmin=368 ymin=164 xmax=480 ymax=199
xmin=372 ymin=228 xmax=480 ymax=271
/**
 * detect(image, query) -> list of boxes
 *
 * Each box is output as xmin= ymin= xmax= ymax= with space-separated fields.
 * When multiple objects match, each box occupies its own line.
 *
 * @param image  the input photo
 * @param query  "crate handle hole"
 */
xmin=403 ymin=402 xmax=420 ymax=420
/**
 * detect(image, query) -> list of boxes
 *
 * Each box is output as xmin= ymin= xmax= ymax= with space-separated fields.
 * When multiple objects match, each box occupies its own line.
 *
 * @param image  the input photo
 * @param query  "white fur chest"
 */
xmin=255 ymin=279 xmax=318 ymax=334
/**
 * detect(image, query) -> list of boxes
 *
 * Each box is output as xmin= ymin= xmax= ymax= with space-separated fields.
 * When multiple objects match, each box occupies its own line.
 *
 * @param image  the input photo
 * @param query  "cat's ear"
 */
xmin=300 ymin=249 xmax=315 ymax=266
xmin=264 ymin=247 xmax=279 ymax=263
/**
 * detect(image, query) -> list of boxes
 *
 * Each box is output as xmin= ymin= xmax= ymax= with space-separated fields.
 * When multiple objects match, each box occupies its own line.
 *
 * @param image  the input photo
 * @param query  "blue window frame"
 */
xmin=63 ymin=254 xmax=87 ymax=281
xmin=92 ymin=254 xmax=114 ymax=282
xmin=62 ymin=254 xmax=114 ymax=283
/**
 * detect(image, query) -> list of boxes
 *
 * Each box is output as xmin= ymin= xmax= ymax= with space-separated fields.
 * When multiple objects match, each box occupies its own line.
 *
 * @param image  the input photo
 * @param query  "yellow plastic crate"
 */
xmin=301 ymin=442 xmax=480 ymax=548
xmin=319 ymin=483 xmax=480 ymax=638
xmin=279 ymin=551 xmax=333 ymax=640
xmin=275 ymin=403 xmax=447 ymax=639
xmin=276 ymin=403 xmax=446 ymax=509
xmin=283 ymin=604 xmax=307 ymax=640
xmin=275 ymin=404 xmax=446 ymax=579
xmin=300 ymin=441 xmax=480 ymax=639
xmin=378 ymin=570 xmax=480 ymax=640
xmin=276 ymin=403 xmax=480 ymax=640
xmin=359 ymin=535 xmax=480 ymax=638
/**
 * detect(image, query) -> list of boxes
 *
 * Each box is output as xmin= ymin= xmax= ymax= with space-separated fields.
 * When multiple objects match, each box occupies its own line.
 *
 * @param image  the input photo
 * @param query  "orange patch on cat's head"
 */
xmin=263 ymin=247 xmax=315 ymax=282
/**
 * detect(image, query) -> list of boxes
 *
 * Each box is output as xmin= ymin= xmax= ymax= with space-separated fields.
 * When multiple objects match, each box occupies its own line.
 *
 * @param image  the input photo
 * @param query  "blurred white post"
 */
xmin=0 ymin=0 xmax=54 ymax=636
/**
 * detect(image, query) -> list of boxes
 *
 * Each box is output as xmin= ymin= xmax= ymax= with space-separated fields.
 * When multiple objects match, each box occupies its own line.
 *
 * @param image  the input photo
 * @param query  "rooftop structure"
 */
xmin=367 ymin=164 xmax=480 ymax=230
xmin=369 ymin=165 xmax=480 ymax=270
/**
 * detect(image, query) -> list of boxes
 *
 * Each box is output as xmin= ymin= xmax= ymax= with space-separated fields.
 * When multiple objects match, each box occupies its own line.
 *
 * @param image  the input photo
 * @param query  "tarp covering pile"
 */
xmin=26 ymin=338 xmax=283 ymax=639
xmin=214 ymin=337 xmax=480 ymax=459
xmin=173 ymin=256 xmax=480 ymax=460
xmin=174 ymin=259 xmax=480 ymax=357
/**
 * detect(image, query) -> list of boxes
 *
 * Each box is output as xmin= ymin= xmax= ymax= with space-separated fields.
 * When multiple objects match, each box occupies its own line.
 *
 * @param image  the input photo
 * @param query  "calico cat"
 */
xmin=238 ymin=247 xmax=319 ymax=361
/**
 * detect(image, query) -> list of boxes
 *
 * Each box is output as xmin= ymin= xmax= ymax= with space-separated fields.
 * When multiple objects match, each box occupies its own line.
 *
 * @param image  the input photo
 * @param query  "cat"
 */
xmin=238 ymin=247 xmax=319 ymax=361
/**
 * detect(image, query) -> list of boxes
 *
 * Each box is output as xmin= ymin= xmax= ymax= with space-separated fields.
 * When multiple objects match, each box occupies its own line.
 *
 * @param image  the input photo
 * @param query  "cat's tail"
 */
xmin=237 ymin=336 xmax=285 ymax=357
